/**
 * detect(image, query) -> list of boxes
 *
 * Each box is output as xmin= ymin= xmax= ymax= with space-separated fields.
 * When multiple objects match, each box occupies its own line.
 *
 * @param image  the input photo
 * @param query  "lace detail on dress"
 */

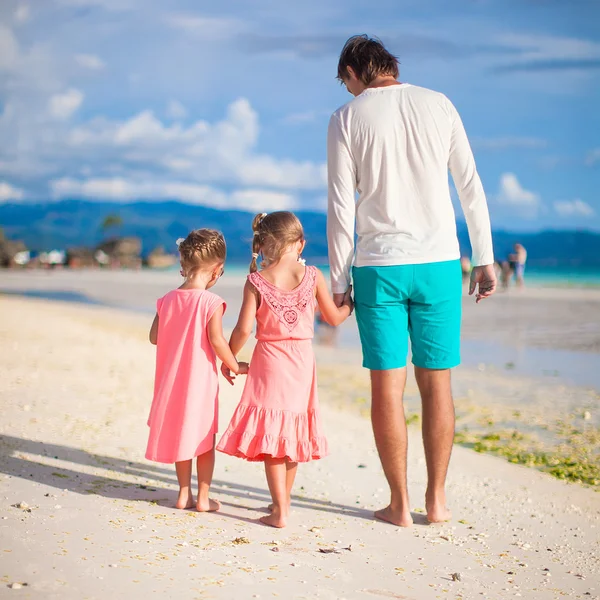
xmin=249 ymin=267 xmax=317 ymax=333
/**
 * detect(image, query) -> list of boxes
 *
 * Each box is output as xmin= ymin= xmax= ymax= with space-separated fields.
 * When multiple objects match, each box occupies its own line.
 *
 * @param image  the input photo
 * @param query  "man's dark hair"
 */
xmin=337 ymin=35 xmax=399 ymax=85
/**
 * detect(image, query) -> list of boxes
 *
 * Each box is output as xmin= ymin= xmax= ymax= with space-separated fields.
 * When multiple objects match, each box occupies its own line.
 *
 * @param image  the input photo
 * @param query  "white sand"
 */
xmin=1 ymin=296 xmax=599 ymax=599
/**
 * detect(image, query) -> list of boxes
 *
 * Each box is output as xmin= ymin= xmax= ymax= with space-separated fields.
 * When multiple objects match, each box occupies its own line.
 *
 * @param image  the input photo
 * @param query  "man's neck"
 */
xmin=366 ymin=76 xmax=400 ymax=90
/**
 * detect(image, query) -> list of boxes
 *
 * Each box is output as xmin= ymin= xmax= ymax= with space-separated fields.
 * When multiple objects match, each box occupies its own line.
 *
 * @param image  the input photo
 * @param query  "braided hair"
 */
xmin=178 ymin=229 xmax=226 ymax=278
xmin=250 ymin=211 xmax=304 ymax=273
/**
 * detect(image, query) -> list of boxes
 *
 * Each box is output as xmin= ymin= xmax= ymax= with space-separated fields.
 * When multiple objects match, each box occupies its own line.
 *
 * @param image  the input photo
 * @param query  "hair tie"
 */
xmin=252 ymin=253 xmax=259 ymax=259
xmin=175 ymin=237 xmax=185 ymax=248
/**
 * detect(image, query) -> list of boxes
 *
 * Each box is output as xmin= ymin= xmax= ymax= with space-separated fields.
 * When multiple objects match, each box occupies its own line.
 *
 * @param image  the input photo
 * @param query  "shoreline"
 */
xmin=2 ymin=268 xmax=600 ymax=388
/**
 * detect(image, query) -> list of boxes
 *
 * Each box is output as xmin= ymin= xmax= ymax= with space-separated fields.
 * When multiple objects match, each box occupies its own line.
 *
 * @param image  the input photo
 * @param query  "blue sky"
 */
xmin=0 ymin=0 xmax=599 ymax=231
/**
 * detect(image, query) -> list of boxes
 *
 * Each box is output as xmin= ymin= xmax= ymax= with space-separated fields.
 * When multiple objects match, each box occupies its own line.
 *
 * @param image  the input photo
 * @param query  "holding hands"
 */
xmin=221 ymin=361 xmax=249 ymax=386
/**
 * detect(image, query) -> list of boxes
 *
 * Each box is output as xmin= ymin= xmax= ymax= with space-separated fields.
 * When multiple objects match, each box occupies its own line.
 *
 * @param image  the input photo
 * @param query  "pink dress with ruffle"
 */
xmin=217 ymin=266 xmax=328 ymax=463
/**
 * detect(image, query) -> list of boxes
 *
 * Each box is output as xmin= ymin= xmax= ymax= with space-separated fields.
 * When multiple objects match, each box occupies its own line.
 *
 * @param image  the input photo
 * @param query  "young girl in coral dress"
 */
xmin=146 ymin=229 xmax=248 ymax=512
xmin=217 ymin=212 xmax=353 ymax=528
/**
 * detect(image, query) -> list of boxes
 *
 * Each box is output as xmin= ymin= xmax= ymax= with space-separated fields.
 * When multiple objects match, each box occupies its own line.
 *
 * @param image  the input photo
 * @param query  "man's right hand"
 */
xmin=469 ymin=264 xmax=497 ymax=303
xmin=333 ymin=292 xmax=347 ymax=308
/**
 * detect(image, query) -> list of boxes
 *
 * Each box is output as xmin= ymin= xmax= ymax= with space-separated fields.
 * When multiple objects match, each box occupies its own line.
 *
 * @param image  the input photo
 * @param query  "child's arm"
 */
xmin=149 ymin=313 xmax=159 ymax=345
xmin=229 ymin=280 xmax=258 ymax=356
xmin=208 ymin=306 xmax=248 ymax=384
xmin=220 ymin=281 xmax=258 ymax=384
xmin=315 ymin=269 xmax=354 ymax=326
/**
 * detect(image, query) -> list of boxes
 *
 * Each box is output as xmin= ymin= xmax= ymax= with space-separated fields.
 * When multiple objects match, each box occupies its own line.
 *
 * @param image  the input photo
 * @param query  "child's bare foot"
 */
xmin=374 ymin=505 xmax=413 ymax=528
xmin=260 ymin=506 xmax=287 ymax=528
xmin=175 ymin=490 xmax=194 ymax=510
xmin=426 ymin=491 xmax=451 ymax=523
xmin=196 ymin=498 xmax=221 ymax=512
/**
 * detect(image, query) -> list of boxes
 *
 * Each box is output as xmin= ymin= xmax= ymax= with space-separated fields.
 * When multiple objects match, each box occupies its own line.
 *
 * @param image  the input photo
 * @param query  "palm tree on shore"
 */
xmin=101 ymin=214 xmax=123 ymax=237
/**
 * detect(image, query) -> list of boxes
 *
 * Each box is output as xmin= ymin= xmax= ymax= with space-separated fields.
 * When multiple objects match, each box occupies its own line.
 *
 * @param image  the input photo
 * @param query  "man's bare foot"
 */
xmin=425 ymin=489 xmax=451 ymax=523
xmin=374 ymin=505 xmax=413 ymax=528
xmin=175 ymin=490 xmax=194 ymax=510
xmin=260 ymin=507 xmax=287 ymax=528
xmin=267 ymin=502 xmax=291 ymax=512
xmin=426 ymin=503 xmax=451 ymax=523
xmin=196 ymin=498 xmax=221 ymax=512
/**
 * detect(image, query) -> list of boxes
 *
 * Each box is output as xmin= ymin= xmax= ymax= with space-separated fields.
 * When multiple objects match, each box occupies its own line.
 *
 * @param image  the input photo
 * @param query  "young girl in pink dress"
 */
xmin=217 ymin=212 xmax=353 ymax=528
xmin=146 ymin=229 xmax=248 ymax=512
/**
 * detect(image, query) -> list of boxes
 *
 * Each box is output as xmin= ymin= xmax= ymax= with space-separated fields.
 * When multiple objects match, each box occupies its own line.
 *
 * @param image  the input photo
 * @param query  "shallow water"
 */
xmin=326 ymin=318 xmax=600 ymax=391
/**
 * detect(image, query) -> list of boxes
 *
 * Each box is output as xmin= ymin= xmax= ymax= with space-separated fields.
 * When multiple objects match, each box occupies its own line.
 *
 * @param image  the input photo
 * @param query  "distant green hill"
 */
xmin=1 ymin=200 xmax=599 ymax=267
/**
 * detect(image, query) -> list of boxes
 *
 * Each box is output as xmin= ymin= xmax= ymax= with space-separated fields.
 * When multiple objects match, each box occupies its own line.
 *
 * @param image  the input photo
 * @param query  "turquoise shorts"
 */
xmin=353 ymin=261 xmax=462 ymax=371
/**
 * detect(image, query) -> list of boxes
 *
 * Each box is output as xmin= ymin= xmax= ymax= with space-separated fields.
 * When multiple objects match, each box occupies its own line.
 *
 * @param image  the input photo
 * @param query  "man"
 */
xmin=327 ymin=35 xmax=496 ymax=527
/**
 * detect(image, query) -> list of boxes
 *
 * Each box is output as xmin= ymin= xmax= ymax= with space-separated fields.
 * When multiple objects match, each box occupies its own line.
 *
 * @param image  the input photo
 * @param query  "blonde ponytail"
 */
xmin=248 ymin=211 xmax=304 ymax=273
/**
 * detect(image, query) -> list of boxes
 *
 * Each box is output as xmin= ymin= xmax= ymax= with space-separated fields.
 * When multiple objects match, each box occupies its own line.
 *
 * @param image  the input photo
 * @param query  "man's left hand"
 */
xmin=469 ymin=264 xmax=497 ymax=303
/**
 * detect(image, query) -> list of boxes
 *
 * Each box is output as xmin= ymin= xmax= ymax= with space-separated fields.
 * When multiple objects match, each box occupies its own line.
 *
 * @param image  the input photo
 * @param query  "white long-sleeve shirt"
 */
xmin=327 ymin=83 xmax=494 ymax=294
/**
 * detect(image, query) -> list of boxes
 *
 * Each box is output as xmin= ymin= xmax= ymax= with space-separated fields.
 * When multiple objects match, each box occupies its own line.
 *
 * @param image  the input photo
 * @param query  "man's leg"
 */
xmin=414 ymin=367 xmax=454 ymax=523
xmin=371 ymin=368 xmax=413 ymax=527
xmin=409 ymin=260 xmax=462 ymax=524
xmin=353 ymin=265 xmax=411 ymax=527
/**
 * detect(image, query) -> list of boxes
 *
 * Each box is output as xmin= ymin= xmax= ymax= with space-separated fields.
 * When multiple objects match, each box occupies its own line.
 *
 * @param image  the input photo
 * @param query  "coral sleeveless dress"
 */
xmin=146 ymin=289 xmax=225 ymax=464
xmin=217 ymin=266 xmax=328 ymax=463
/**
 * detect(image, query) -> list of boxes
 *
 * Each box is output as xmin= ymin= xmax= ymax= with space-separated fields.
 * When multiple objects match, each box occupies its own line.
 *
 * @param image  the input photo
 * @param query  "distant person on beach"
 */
xmin=327 ymin=35 xmax=496 ymax=527
xmin=218 ymin=212 xmax=353 ymax=528
xmin=509 ymin=243 xmax=527 ymax=288
xmin=146 ymin=230 xmax=248 ymax=512
xmin=499 ymin=259 xmax=513 ymax=290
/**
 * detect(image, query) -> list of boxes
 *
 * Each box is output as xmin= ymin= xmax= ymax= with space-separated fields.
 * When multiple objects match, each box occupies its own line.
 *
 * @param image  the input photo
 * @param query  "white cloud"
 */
xmin=473 ymin=136 xmax=548 ymax=151
xmin=75 ymin=54 xmax=105 ymax=70
xmin=63 ymin=98 xmax=324 ymax=190
xmin=554 ymin=199 xmax=595 ymax=217
xmin=14 ymin=4 xmax=30 ymax=24
xmin=496 ymin=33 xmax=600 ymax=66
xmin=230 ymin=190 xmax=297 ymax=212
xmin=497 ymin=173 xmax=540 ymax=207
xmin=167 ymin=14 xmax=242 ymax=38
xmin=49 ymin=88 xmax=84 ymax=120
xmin=284 ymin=110 xmax=331 ymax=125
xmin=0 ymin=181 xmax=25 ymax=202
xmin=55 ymin=0 xmax=137 ymax=10
xmin=238 ymin=156 xmax=326 ymax=189
xmin=49 ymin=177 xmax=297 ymax=211
xmin=585 ymin=148 xmax=600 ymax=166
xmin=166 ymin=99 xmax=188 ymax=120
xmin=50 ymin=176 xmax=225 ymax=204
xmin=0 ymin=25 xmax=19 ymax=69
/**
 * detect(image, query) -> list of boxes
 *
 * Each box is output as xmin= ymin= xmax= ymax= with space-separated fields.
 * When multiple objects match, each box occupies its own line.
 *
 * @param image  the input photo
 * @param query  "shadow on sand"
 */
xmin=0 ymin=434 xmax=428 ymax=525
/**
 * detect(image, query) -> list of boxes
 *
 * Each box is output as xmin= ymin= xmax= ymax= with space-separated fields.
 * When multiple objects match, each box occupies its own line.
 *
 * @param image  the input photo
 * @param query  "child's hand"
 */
xmin=237 ymin=362 xmax=250 ymax=376
xmin=221 ymin=362 xmax=250 ymax=385
xmin=342 ymin=285 xmax=354 ymax=316
xmin=221 ymin=362 xmax=236 ymax=386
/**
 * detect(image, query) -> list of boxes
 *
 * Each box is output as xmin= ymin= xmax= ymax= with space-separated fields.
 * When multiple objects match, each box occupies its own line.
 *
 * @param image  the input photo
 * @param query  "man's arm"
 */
xmin=327 ymin=112 xmax=356 ymax=302
xmin=447 ymin=99 xmax=494 ymax=268
xmin=447 ymin=99 xmax=496 ymax=301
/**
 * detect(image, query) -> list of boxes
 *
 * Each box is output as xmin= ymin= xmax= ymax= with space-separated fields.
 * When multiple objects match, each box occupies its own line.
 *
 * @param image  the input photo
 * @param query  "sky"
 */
xmin=0 ymin=0 xmax=599 ymax=231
